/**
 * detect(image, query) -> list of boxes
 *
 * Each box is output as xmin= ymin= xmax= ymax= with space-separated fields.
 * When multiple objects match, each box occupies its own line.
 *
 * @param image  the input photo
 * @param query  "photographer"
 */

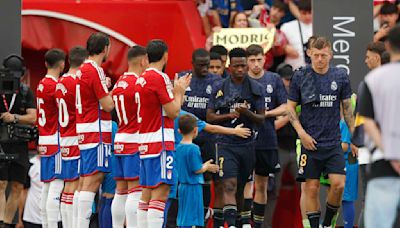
xmin=0 ymin=56 xmax=37 ymax=227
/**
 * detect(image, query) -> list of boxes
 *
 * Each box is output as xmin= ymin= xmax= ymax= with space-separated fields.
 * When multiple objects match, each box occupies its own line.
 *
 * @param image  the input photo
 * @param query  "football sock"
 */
xmin=253 ymin=202 xmax=265 ymax=228
xmin=213 ymin=208 xmax=224 ymax=228
xmin=46 ymin=180 xmax=64 ymax=228
xmin=111 ymin=192 xmax=128 ymax=228
xmin=77 ymin=191 xmax=96 ymax=228
xmin=342 ymin=200 xmax=355 ymax=228
xmin=147 ymin=200 xmax=165 ymax=227
xmin=323 ymin=203 xmax=340 ymax=227
xmin=126 ymin=189 xmax=141 ymax=228
xmin=137 ymin=200 xmax=149 ymax=228
xmin=306 ymin=211 xmax=321 ymax=228
xmin=72 ymin=191 xmax=80 ymax=228
xmin=223 ymin=205 xmax=237 ymax=227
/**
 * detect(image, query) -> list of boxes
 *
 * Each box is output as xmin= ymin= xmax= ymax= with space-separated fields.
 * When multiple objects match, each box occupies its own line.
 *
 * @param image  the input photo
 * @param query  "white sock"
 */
xmin=46 ymin=179 xmax=64 ymax=228
xmin=60 ymin=193 xmax=69 ymax=228
xmin=41 ymin=183 xmax=50 ymax=228
xmin=111 ymin=193 xmax=128 ymax=228
xmin=77 ymin=191 xmax=95 ymax=228
xmin=125 ymin=191 xmax=141 ymax=228
xmin=147 ymin=200 xmax=165 ymax=228
xmin=137 ymin=200 xmax=149 ymax=228
xmin=72 ymin=191 xmax=80 ymax=228
xmin=66 ymin=200 xmax=74 ymax=228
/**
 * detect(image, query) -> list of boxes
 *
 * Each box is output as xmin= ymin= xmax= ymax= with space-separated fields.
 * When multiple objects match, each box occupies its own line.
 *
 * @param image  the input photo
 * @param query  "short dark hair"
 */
xmin=86 ymin=32 xmax=110 ymax=56
xmin=309 ymin=36 xmax=331 ymax=50
xmin=210 ymin=52 xmax=222 ymax=61
xmin=272 ymin=0 xmax=287 ymax=12
xmin=210 ymin=45 xmax=228 ymax=56
xmin=298 ymin=0 xmax=311 ymax=12
xmin=366 ymin=41 xmax=386 ymax=56
xmin=381 ymin=51 xmax=391 ymax=64
xmin=178 ymin=114 xmax=197 ymax=135
xmin=146 ymin=39 xmax=168 ymax=63
xmin=229 ymin=47 xmax=247 ymax=60
xmin=69 ymin=46 xmax=88 ymax=68
xmin=379 ymin=2 xmax=398 ymax=15
xmin=246 ymin=44 xmax=264 ymax=57
xmin=128 ymin=45 xmax=147 ymax=61
xmin=192 ymin=48 xmax=210 ymax=62
xmin=387 ymin=25 xmax=400 ymax=53
xmin=45 ymin=48 xmax=65 ymax=68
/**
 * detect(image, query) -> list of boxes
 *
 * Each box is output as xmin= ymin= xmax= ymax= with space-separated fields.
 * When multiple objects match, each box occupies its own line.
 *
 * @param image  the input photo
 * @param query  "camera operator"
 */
xmin=0 ymin=56 xmax=37 ymax=227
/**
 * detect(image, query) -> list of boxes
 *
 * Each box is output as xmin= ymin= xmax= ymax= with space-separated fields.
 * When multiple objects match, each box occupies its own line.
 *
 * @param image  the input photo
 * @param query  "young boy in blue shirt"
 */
xmin=176 ymin=114 xmax=219 ymax=227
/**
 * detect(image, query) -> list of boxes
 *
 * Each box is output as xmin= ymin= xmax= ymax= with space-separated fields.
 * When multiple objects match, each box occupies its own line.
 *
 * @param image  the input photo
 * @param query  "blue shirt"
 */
xmin=253 ymin=72 xmax=287 ymax=150
xmin=175 ymin=143 xmax=204 ymax=184
xmin=174 ymin=110 xmax=207 ymax=146
xmin=208 ymin=76 xmax=265 ymax=144
xmin=211 ymin=0 xmax=244 ymax=28
xmin=101 ymin=121 xmax=118 ymax=194
xmin=288 ymin=66 xmax=352 ymax=148
xmin=340 ymin=119 xmax=352 ymax=156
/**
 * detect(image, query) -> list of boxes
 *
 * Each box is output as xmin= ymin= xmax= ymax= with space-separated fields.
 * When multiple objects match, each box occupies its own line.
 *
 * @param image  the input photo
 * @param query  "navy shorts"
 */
xmin=113 ymin=153 xmax=140 ymax=181
xmin=139 ymin=150 xmax=175 ymax=188
xmin=297 ymin=144 xmax=346 ymax=181
xmin=216 ymin=142 xmax=255 ymax=182
xmin=255 ymin=149 xmax=281 ymax=176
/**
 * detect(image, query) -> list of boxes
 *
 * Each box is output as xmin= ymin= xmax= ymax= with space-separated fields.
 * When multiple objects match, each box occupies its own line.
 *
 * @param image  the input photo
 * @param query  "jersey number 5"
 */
xmin=37 ymin=98 xmax=46 ymax=126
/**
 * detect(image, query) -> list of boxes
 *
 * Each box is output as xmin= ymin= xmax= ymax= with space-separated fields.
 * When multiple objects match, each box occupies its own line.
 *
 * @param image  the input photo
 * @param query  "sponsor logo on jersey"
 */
xmin=184 ymin=95 xmax=209 ymax=109
xmin=313 ymin=94 xmax=337 ymax=108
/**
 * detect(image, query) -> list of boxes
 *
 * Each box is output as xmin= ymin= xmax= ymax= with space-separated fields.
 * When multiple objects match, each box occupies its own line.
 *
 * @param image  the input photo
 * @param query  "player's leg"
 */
xmin=253 ymin=174 xmax=268 ymax=228
xmin=73 ymin=177 xmax=84 ymax=228
xmin=60 ymin=183 xmax=69 ymax=228
xmin=223 ymin=177 xmax=238 ymax=228
xmin=112 ymin=180 xmax=128 ymax=228
xmin=241 ymin=179 xmax=253 ymax=228
xmin=62 ymin=158 xmax=80 ymax=228
xmin=213 ymin=179 xmax=224 ymax=228
xmin=342 ymin=200 xmax=355 ymax=228
xmin=126 ymin=180 xmax=141 ymax=228
xmin=323 ymin=174 xmax=345 ymax=227
xmin=300 ymin=183 xmax=310 ymax=228
xmin=148 ymin=184 xmax=170 ymax=227
xmin=138 ymin=157 xmax=150 ymax=228
xmin=78 ymin=172 xmax=104 ymax=228
xmin=46 ymin=179 xmax=64 ymax=227
xmin=41 ymin=182 xmax=50 ymax=228
xmin=304 ymin=179 xmax=321 ymax=228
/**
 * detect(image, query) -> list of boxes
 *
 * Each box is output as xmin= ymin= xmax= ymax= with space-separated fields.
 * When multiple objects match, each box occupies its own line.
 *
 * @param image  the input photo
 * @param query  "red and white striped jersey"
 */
xmin=112 ymin=72 xmax=140 ymax=155
xmin=36 ymin=75 xmax=59 ymax=157
xmin=135 ymin=68 xmax=175 ymax=158
xmin=76 ymin=60 xmax=112 ymax=150
xmin=55 ymin=74 xmax=79 ymax=159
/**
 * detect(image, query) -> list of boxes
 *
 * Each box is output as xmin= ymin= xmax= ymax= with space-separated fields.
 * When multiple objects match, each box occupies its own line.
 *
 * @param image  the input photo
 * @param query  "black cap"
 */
xmin=276 ymin=63 xmax=293 ymax=80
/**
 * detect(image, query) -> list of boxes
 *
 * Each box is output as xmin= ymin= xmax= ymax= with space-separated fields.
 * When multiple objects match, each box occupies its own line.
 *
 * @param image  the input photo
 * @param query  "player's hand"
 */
xmin=174 ymin=73 xmax=192 ymax=94
xmin=390 ymin=160 xmax=400 ymax=175
xmin=228 ymin=111 xmax=240 ymax=119
xmin=234 ymin=124 xmax=251 ymax=138
xmin=350 ymin=143 xmax=359 ymax=157
xmin=0 ymin=112 xmax=15 ymax=123
xmin=299 ymin=131 xmax=317 ymax=151
xmin=204 ymin=159 xmax=219 ymax=173
xmin=106 ymin=77 xmax=112 ymax=89
xmin=235 ymin=101 xmax=249 ymax=114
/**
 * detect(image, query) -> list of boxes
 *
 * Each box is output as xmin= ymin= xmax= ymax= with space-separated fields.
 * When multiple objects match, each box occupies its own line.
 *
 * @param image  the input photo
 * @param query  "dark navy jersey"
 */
xmin=288 ymin=66 xmax=352 ymax=148
xmin=208 ymin=76 xmax=265 ymax=144
xmin=180 ymin=71 xmax=221 ymax=121
xmin=253 ymin=71 xmax=287 ymax=150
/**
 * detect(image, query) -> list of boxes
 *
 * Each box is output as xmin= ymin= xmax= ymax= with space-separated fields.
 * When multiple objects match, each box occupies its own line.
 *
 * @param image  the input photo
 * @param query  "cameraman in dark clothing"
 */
xmin=0 ymin=60 xmax=37 ymax=227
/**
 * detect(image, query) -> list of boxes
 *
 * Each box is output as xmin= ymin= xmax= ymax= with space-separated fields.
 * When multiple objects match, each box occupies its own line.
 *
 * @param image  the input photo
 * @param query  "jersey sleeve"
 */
xmin=275 ymin=77 xmax=288 ymax=106
xmin=91 ymin=68 xmax=109 ymax=100
xmin=188 ymin=145 xmax=203 ymax=173
xmin=207 ymin=83 xmax=221 ymax=110
xmin=340 ymin=72 xmax=352 ymax=100
xmin=288 ymin=71 xmax=301 ymax=102
xmin=25 ymin=87 xmax=37 ymax=109
xmin=155 ymin=73 xmax=174 ymax=105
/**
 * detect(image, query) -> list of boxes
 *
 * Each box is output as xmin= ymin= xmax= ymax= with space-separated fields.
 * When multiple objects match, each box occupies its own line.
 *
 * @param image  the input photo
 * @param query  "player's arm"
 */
xmin=235 ymin=100 xmax=265 ymax=126
xmin=341 ymin=98 xmax=355 ymax=134
xmin=275 ymin=115 xmax=290 ymax=130
xmin=341 ymin=142 xmax=349 ymax=152
xmin=204 ymin=123 xmax=251 ymax=138
xmin=206 ymin=108 xmax=239 ymax=124
xmin=265 ymin=103 xmax=287 ymax=118
xmin=99 ymin=94 xmax=115 ymax=112
xmin=162 ymin=74 xmax=191 ymax=119
xmin=287 ymin=99 xmax=317 ymax=150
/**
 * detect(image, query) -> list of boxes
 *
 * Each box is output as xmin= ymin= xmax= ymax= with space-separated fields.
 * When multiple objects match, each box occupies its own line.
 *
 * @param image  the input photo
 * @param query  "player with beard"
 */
xmin=179 ymin=48 xmax=221 ymax=224
xmin=207 ymin=48 xmax=265 ymax=228
xmin=75 ymin=32 xmax=115 ymax=228
xmin=246 ymin=44 xmax=287 ymax=228
xmin=135 ymin=40 xmax=191 ymax=228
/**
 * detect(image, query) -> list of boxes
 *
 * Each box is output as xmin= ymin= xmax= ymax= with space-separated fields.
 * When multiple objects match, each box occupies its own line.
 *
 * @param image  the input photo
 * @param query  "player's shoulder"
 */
xmin=144 ymin=68 xmax=170 ymax=82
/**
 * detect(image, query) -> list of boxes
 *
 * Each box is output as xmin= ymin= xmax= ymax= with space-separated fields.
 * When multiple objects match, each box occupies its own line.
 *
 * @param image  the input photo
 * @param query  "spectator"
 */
xmin=210 ymin=0 xmax=244 ymax=28
xmin=230 ymin=11 xmax=249 ymax=28
xmin=374 ymin=2 xmax=399 ymax=42
xmin=280 ymin=0 xmax=312 ymax=70
xmin=210 ymin=45 xmax=230 ymax=78
xmin=197 ymin=0 xmax=221 ymax=36
xmin=358 ymin=25 xmax=400 ymax=228
xmin=365 ymin=41 xmax=388 ymax=69
xmin=209 ymin=52 xmax=224 ymax=76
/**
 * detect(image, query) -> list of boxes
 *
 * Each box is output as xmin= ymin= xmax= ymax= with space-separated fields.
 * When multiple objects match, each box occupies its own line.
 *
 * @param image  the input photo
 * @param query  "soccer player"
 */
xmin=111 ymin=45 xmax=149 ymax=228
xmin=209 ymin=52 xmax=224 ymax=77
xmin=75 ymin=33 xmax=115 ymax=228
xmin=179 ymin=48 xmax=221 ymax=223
xmin=37 ymin=48 xmax=66 ymax=228
xmin=135 ymin=40 xmax=191 ymax=228
xmin=246 ymin=44 xmax=287 ymax=228
xmin=207 ymin=47 xmax=265 ymax=228
xmin=287 ymin=37 xmax=354 ymax=228
xmin=56 ymin=46 xmax=88 ymax=228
